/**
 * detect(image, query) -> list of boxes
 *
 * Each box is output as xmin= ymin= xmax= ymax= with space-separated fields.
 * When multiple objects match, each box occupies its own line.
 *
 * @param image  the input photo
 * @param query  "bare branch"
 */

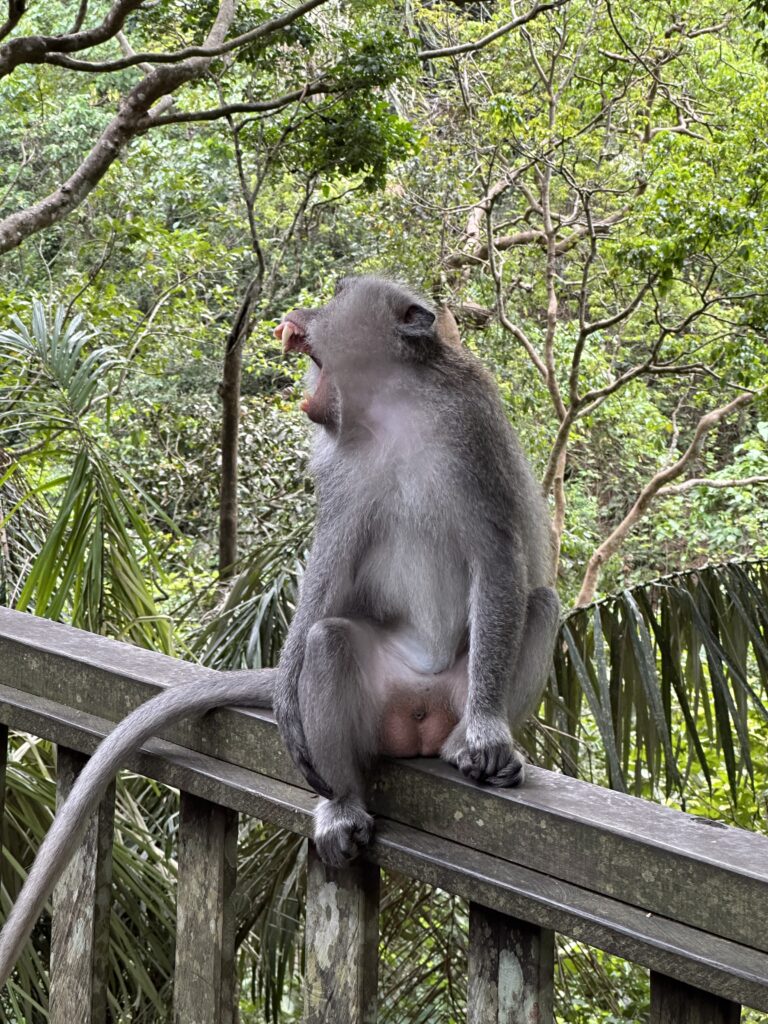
xmin=116 ymin=29 xmax=154 ymax=75
xmin=417 ymin=0 xmax=569 ymax=60
xmin=657 ymin=475 xmax=768 ymax=497
xmin=147 ymin=81 xmax=334 ymax=127
xmin=445 ymin=208 xmax=631 ymax=268
xmin=38 ymin=0 xmax=330 ymax=73
xmin=575 ymin=391 xmax=758 ymax=606
xmin=581 ymin=277 xmax=656 ymax=339
xmin=70 ymin=0 xmax=90 ymax=34
xmin=445 ymin=229 xmax=545 ymax=267
xmin=541 ymin=405 xmax=577 ymax=497
xmin=0 ymin=0 xmax=26 ymax=44
xmin=487 ymin=219 xmax=548 ymax=382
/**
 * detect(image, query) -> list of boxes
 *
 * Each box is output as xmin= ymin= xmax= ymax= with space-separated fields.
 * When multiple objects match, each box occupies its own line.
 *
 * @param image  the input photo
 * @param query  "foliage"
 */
xmin=541 ymin=561 xmax=768 ymax=815
xmin=0 ymin=305 xmax=174 ymax=652
xmin=1 ymin=0 xmax=768 ymax=1020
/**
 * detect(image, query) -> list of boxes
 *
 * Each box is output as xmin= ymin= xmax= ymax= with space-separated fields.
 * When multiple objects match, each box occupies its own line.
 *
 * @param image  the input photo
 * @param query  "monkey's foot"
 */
xmin=453 ymin=743 xmax=526 ymax=787
xmin=313 ymin=799 xmax=374 ymax=867
xmin=442 ymin=717 xmax=526 ymax=788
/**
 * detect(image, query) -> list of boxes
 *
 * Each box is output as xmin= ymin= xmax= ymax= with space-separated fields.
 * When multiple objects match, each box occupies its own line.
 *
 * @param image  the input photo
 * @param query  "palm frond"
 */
xmin=1 ymin=304 xmax=173 ymax=653
xmin=0 ymin=302 xmax=120 ymax=445
xmin=536 ymin=560 xmax=768 ymax=802
xmin=192 ymin=525 xmax=311 ymax=670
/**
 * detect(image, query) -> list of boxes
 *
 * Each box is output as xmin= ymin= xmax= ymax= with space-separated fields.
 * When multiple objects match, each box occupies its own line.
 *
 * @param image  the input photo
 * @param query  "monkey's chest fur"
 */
xmin=325 ymin=438 xmax=472 ymax=757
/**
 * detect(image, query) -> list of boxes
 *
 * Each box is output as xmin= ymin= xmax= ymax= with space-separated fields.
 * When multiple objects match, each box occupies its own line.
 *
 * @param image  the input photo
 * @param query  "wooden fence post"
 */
xmin=50 ymin=746 xmax=115 ymax=1024
xmin=304 ymin=843 xmax=380 ymax=1024
xmin=174 ymin=792 xmax=238 ymax=1024
xmin=0 ymin=723 xmax=7 ymax=858
xmin=651 ymin=972 xmax=741 ymax=1023
xmin=468 ymin=903 xmax=554 ymax=1024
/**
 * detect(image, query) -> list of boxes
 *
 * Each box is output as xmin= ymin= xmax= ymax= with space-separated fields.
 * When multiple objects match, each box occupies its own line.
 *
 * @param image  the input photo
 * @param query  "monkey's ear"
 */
xmin=399 ymin=303 xmax=436 ymax=341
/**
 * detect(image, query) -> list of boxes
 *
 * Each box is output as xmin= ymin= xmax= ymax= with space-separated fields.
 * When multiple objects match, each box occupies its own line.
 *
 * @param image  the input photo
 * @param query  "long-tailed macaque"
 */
xmin=0 ymin=275 xmax=559 ymax=984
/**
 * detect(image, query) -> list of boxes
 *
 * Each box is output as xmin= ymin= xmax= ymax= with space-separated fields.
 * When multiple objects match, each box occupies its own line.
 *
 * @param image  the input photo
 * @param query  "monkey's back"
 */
xmin=309 ymin=344 xmax=554 ymax=662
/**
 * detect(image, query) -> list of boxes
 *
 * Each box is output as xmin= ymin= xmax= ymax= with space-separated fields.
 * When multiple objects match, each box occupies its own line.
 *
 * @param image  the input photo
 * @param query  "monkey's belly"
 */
xmin=379 ymin=692 xmax=459 ymax=758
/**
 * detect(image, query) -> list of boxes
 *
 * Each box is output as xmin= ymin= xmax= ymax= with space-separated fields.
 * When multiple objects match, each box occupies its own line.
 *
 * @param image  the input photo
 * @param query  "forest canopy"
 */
xmin=2 ymin=0 xmax=767 ymax=629
xmin=2 ymin=2 xmax=768 ymax=1021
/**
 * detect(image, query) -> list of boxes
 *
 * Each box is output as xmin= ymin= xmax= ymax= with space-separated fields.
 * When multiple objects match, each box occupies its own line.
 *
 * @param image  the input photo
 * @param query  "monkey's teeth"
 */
xmin=281 ymin=322 xmax=295 ymax=349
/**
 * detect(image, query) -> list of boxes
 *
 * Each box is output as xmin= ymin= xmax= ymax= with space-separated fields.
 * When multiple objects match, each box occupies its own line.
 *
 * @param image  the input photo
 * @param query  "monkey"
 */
xmin=0 ymin=275 xmax=559 ymax=985
xmin=271 ymin=275 xmax=559 ymax=864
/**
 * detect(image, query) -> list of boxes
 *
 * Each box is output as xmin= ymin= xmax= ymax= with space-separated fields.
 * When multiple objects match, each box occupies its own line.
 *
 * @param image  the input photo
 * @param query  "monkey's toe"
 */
xmin=488 ymin=752 xmax=525 ymax=788
xmin=456 ymin=743 xmax=525 ymax=787
xmin=313 ymin=799 xmax=374 ymax=867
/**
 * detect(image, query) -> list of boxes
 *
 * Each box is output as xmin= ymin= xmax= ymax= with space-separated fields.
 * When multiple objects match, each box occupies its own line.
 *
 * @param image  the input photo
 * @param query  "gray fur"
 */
xmin=274 ymin=276 xmax=560 ymax=864
xmin=0 ymin=274 xmax=559 ymax=983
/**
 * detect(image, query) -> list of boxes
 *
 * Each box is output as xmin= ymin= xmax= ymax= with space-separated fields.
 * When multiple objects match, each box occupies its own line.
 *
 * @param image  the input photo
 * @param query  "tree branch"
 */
xmin=6 ymin=0 xmax=328 ymax=74
xmin=657 ymin=475 xmax=768 ymax=497
xmin=575 ymin=391 xmax=758 ymax=606
xmin=0 ymin=0 xmax=144 ymax=78
xmin=0 ymin=0 xmax=331 ymax=254
xmin=417 ymin=0 xmax=569 ymax=60
xmin=0 ymin=0 xmax=26 ymax=44
xmin=146 ymin=81 xmax=334 ymax=127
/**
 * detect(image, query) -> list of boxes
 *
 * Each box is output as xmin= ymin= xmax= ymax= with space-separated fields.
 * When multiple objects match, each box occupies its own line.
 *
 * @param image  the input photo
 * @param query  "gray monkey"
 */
xmin=0 ymin=275 xmax=559 ymax=984
xmin=272 ymin=275 xmax=559 ymax=865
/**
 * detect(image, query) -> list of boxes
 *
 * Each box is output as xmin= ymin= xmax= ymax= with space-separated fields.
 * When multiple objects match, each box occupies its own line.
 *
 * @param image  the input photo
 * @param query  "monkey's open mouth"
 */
xmin=275 ymin=318 xmax=332 ymax=425
xmin=276 ymin=320 xmax=322 ymax=368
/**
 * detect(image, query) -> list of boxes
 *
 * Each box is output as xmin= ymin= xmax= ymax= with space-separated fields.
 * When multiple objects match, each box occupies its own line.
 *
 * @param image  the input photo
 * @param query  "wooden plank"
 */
xmin=1 ymin=682 xmax=768 ymax=1011
xmin=651 ymin=972 xmax=741 ymax=1023
xmin=49 ymin=747 xmax=115 ymax=1024
xmin=468 ymin=903 xmax=553 ymax=1024
xmin=174 ymin=792 xmax=238 ymax=1024
xmin=1 ymin=609 xmax=767 ymax=955
xmin=305 ymin=842 xmax=379 ymax=1024
xmin=0 ymin=722 xmax=7 ymax=857
xmin=370 ymin=758 xmax=768 ymax=957
xmin=374 ymin=822 xmax=768 ymax=1013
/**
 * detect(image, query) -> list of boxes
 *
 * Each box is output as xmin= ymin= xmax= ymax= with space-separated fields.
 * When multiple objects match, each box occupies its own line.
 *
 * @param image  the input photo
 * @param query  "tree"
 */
xmin=385 ymin=0 xmax=768 ymax=604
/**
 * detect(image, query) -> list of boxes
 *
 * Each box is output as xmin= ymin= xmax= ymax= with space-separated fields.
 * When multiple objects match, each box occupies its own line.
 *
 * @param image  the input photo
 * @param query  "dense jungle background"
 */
xmin=1 ymin=0 xmax=768 ymax=1020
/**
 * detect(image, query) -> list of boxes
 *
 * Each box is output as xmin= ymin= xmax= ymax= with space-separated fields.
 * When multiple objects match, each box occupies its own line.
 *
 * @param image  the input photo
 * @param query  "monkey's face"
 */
xmin=276 ymin=276 xmax=440 ymax=429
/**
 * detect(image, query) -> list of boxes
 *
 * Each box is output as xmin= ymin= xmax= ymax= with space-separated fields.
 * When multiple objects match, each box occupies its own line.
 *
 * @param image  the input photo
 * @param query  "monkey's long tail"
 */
xmin=0 ymin=668 xmax=275 ymax=987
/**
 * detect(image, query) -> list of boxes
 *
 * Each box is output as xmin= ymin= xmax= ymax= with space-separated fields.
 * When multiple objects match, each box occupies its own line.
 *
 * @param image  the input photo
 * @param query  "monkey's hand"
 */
xmin=458 ymin=713 xmax=525 ymax=788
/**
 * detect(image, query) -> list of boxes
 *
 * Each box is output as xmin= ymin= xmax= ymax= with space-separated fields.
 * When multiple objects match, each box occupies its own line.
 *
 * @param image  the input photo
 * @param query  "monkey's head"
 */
xmin=275 ymin=276 xmax=444 ymax=429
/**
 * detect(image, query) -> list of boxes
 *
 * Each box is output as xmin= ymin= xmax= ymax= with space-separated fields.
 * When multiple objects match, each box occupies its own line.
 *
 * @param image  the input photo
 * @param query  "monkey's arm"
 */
xmin=0 ymin=668 xmax=274 ymax=988
xmin=462 ymin=546 xmax=528 ymax=782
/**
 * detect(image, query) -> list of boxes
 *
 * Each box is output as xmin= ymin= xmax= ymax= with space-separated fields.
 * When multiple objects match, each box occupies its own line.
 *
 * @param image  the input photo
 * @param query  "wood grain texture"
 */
xmin=174 ymin=793 xmax=238 ymax=1024
xmin=468 ymin=903 xmax=553 ymax=1024
xmin=1 ymin=610 xmax=768 ymax=1013
xmin=0 ymin=608 xmax=765 ymax=956
xmin=305 ymin=842 xmax=379 ymax=1024
xmin=0 ymin=723 xmax=7 ymax=861
xmin=50 ymin=746 xmax=115 ymax=1024
xmin=651 ymin=972 xmax=741 ymax=1023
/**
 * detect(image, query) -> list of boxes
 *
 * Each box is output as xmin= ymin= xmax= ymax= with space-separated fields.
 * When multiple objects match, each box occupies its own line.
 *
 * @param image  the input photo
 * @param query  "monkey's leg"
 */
xmin=298 ymin=618 xmax=381 ymax=867
xmin=506 ymin=586 xmax=560 ymax=727
xmin=442 ymin=587 xmax=560 ymax=788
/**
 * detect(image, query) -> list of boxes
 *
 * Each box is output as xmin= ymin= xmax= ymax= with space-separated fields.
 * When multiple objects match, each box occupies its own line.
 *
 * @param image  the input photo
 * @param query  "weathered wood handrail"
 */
xmin=0 ymin=606 xmax=767 ymax=1022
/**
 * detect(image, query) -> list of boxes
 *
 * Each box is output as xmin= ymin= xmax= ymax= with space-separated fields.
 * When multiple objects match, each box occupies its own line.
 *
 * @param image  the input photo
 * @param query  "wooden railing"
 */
xmin=0 ymin=607 xmax=767 ymax=1023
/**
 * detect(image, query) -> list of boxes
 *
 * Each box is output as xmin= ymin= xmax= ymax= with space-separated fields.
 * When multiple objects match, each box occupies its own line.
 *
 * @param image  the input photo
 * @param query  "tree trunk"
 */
xmin=218 ymin=281 xmax=259 ymax=580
